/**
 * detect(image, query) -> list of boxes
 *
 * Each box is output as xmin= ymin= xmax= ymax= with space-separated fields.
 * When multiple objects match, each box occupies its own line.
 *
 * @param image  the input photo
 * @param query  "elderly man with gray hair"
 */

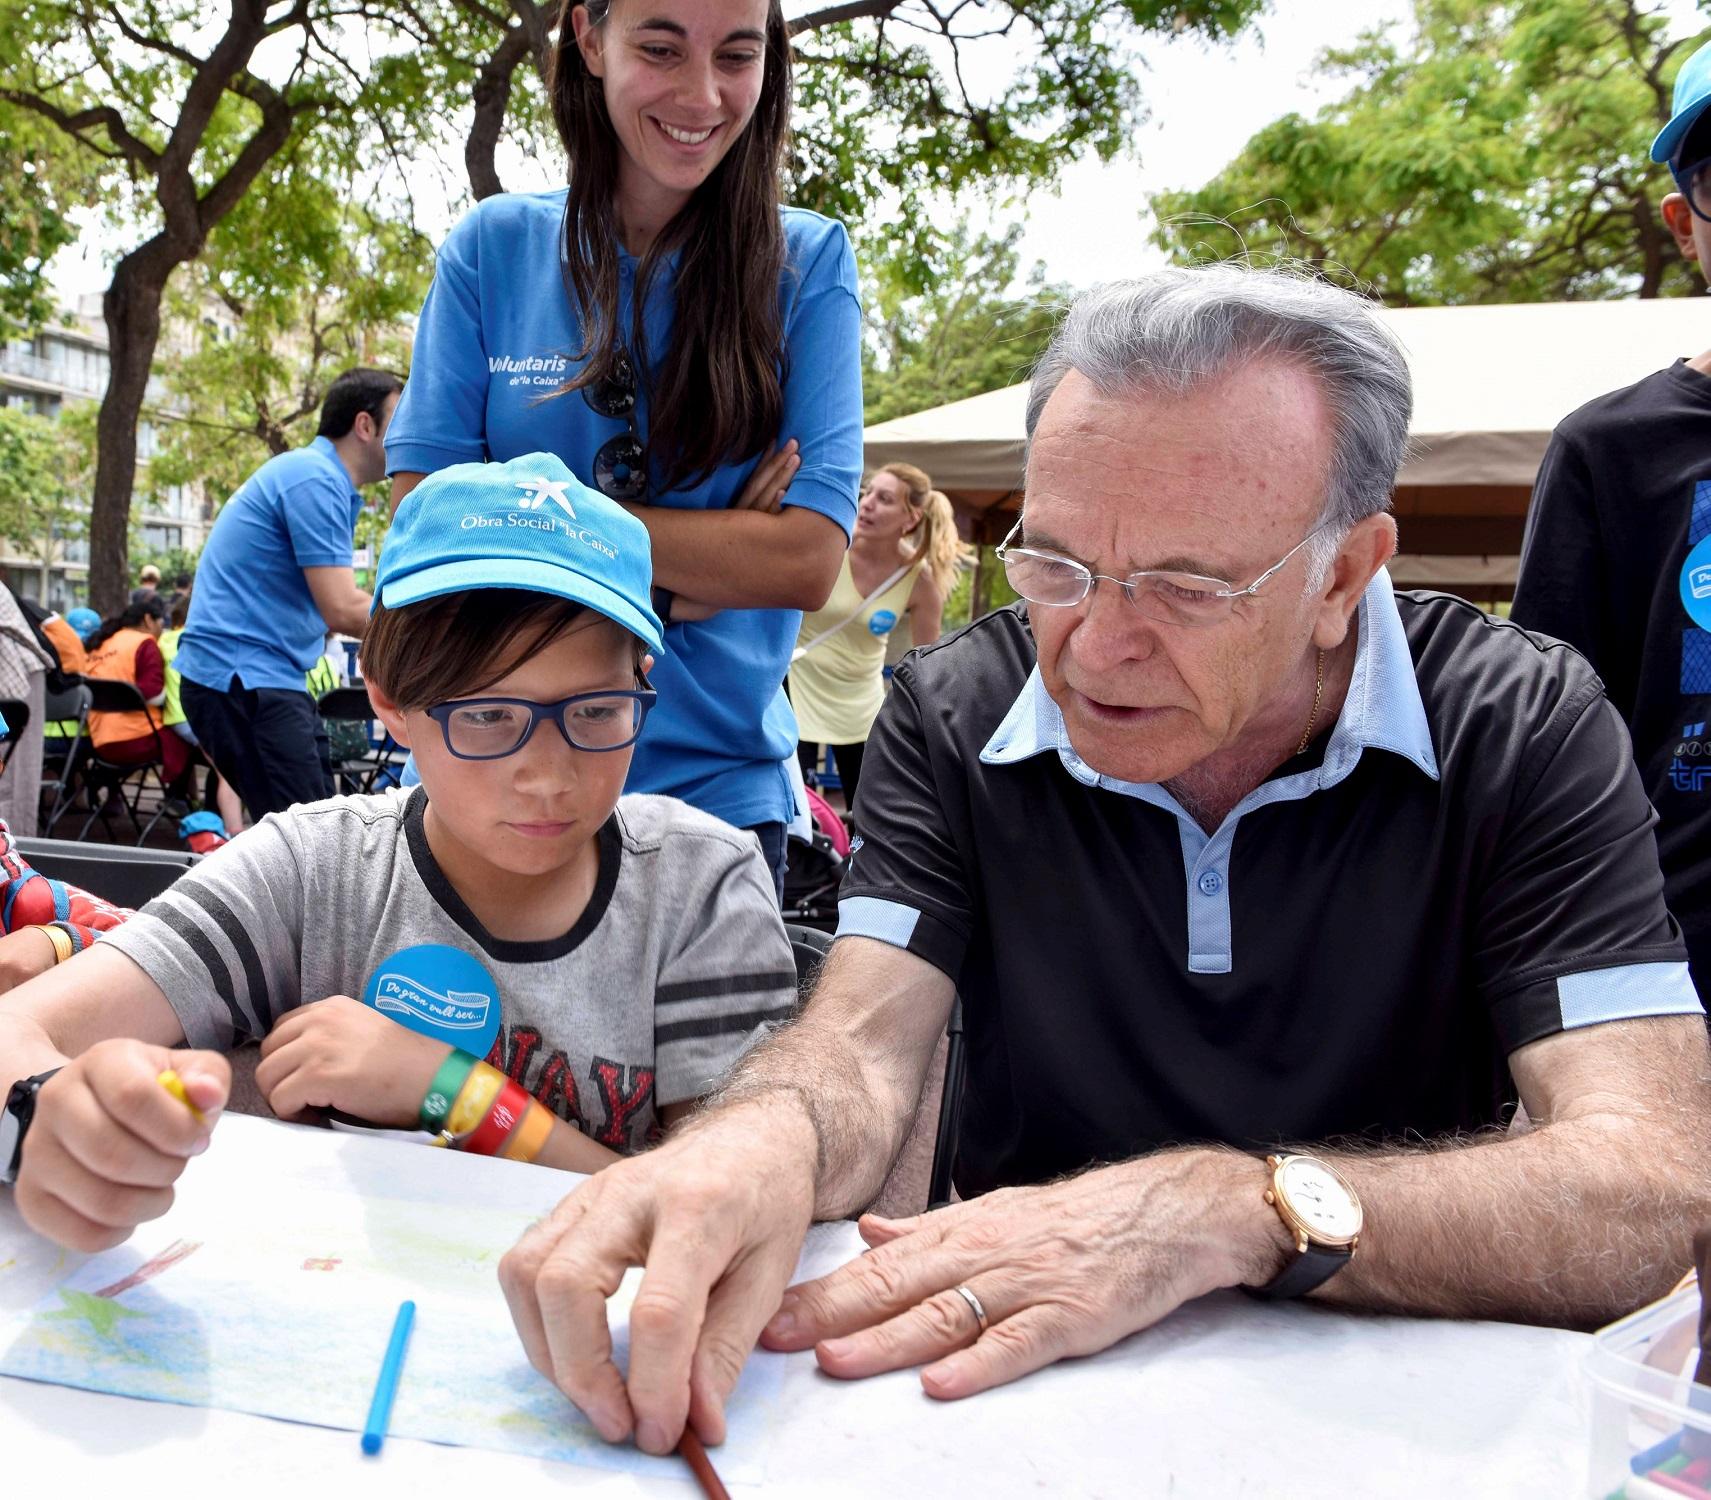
xmin=497 ymin=265 xmax=1711 ymax=1456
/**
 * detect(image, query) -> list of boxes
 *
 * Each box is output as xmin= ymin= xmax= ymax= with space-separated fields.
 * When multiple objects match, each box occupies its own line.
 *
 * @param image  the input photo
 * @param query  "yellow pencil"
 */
xmin=156 ymin=1068 xmax=206 ymax=1125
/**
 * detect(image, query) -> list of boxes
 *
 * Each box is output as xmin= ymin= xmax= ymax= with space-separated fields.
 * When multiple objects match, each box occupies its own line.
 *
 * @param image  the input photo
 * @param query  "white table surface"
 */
xmin=0 ymin=1114 xmax=1596 ymax=1497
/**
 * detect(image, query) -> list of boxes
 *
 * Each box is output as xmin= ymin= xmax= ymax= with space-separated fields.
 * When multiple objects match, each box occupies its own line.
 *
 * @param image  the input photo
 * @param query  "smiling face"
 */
xmin=855 ymin=470 xmax=921 ymax=544
xmin=372 ymin=612 xmax=648 ymax=882
xmin=1024 ymin=361 xmax=1343 ymax=786
xmin=573 ymin=0 xmax=770 ymax=225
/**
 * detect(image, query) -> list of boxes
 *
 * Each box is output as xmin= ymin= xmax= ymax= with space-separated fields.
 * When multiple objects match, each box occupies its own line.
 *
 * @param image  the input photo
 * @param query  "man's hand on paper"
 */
xmin=497 ymin=1097 xmax=816 ymax=1455
xmin=255 ymin=995 xmax=447 ymax=1128
xmin=16 ymin=1037 xmax=227 ymax=1252
xmin=761 ymin=1151 xmax=1292 ymax=1400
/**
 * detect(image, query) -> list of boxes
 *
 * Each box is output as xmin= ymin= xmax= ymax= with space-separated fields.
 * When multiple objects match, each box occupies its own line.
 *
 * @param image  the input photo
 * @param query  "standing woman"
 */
xmin=385 ymin=0 xmax=862 ymax=893
xmin=790 ymin=464 xmax=964 ymax=816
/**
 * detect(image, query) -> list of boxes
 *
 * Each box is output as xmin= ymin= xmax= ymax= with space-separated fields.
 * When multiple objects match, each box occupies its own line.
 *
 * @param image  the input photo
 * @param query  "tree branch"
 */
xmin=0 ymin=89 xmax=162 ymax=168
xmin=790 ymin=1 xmax=901 ymax=36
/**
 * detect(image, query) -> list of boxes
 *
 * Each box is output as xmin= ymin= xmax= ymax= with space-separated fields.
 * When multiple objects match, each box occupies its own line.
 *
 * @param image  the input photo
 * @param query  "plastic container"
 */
xmin=1587 ymin=1285 xmax=1711 ymax=1497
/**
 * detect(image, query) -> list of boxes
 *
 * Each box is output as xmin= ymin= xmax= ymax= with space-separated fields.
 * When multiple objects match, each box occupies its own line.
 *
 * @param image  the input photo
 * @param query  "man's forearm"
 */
xmin=333 ymin=594 xmax=371 ymax=638
xmin=1307 ymin=1105 xmax=1710 ymax=1327
xmin=701 ymin=941 xmax=951 ymax=1219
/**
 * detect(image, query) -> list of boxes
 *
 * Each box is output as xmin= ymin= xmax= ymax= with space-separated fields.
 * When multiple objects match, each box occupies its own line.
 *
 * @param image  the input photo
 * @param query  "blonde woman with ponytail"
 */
xmin=790 ymin=463 xmax=966 ymax=815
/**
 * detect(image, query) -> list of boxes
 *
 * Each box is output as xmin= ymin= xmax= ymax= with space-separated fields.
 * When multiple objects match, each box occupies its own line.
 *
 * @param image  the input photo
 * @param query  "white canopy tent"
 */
xmin=862 ymin=297 xmax=1711 ymax=597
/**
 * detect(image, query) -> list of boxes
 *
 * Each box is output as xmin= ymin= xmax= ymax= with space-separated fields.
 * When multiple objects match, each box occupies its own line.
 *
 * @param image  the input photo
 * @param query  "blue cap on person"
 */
xmin=66 ymin=607 xmax=99 ymax=642
xmin=1654 ymin=38 xmax=1711 ymax=164
xmin=375 ymin=452 xmax=663 ymax=654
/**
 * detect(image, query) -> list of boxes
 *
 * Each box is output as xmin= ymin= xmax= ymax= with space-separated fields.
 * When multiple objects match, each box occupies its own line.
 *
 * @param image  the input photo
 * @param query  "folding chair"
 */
xmin=13 ymin=836 xmax=198 ymax=908
xmin=0 ymin=698 xmax=28 ymax=776
xmin=75 ymin=679 xmax=174 ymax=846
xmin=316 ymin=684 xmax=406 ymax=794
xmin=40 ymin=680 xmax=91 ymax=836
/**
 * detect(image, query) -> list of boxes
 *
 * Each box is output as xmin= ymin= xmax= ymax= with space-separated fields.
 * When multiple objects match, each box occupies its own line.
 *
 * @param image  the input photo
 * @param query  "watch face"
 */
xmin=1277 ymin=1157 xmax=1362 ymax=1242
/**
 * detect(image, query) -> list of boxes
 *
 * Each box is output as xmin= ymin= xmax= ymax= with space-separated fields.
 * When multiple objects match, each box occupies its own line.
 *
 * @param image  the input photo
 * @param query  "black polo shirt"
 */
xmin=1512 ymin=360 xmax=1711 ymax=1001
xmin=836 ymin=574 xmax=1701 ymax=1198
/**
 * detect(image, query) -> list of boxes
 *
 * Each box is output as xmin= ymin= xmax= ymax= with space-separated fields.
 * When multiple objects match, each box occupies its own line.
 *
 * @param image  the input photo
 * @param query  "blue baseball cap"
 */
xmin=1654 ymin=38 xmax=1711 ymax=164
xmin=65 ymin=607 xmax=99 ymax=641
xmin=376 ymin=452 xmax=663 ymax=654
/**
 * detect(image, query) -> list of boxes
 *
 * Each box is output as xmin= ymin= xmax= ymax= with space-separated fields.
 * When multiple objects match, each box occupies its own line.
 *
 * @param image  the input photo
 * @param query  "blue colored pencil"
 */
xmin=361 ymin=1300 xmax=416 ymax=1456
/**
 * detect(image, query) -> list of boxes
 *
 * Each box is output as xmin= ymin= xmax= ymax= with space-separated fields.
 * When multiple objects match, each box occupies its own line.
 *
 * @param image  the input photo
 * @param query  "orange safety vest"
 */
xmin=83 ymin=627 xmax=164 ymax=748
xmin=40 ymin=614 xmax=86 ymax=676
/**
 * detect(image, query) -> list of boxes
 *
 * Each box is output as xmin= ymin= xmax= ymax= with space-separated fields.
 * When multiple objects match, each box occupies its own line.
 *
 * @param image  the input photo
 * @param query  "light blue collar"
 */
xmin=980 ymin=568 xmax=1439 ymax=797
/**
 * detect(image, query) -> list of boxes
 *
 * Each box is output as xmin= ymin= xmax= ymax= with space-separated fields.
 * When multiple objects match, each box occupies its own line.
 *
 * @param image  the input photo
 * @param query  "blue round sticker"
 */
xmin=1683 ymin=537 xmax=1711 ymax=632
xmin=868 ymin=609 xmax=898 ymax=637
xmin=361 ymin=944 xmax=501 ymax=1056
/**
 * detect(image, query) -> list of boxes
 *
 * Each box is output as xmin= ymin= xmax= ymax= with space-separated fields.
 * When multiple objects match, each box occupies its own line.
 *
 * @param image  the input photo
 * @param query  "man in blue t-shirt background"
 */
xmin=176 ymin=367 xmax=401 ymax=821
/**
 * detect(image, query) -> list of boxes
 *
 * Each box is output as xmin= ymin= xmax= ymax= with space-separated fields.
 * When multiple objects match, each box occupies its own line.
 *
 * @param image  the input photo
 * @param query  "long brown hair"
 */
xmin=549 ymin=0 xmax=792 ymax=494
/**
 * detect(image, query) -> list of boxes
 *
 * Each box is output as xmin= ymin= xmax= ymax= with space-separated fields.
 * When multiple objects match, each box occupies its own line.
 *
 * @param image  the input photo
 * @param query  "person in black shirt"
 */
xmin=491 ymin=267 xmax=1711 ymax=1459
xmin=1512 ymin=39 xmax=1711 ymax=1004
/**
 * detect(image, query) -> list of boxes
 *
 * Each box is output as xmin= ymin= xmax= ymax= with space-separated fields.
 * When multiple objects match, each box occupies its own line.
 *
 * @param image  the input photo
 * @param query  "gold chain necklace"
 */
xmin=1295 ymin=648 xmax=1326 ymax=757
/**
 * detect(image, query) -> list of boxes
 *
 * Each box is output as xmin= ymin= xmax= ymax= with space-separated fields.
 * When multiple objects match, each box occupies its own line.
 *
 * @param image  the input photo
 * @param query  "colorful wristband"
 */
xmin=462 ymin=1078 xmax=532 ymax=1158
xmin=31 ymin=923 xmax=73 ymax=965
xmin=499 ymin=1101 xmax=554 ymax=1165
xmin=419 ymin=1049 xmax=479 ymax=1133
xmin=444 ymin=1062 xmax=506 ymax=1137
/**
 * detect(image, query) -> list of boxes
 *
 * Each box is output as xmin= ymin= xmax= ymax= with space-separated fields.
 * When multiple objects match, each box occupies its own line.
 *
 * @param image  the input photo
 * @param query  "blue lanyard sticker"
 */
xmin=361 ymin=944 xmax=502 ymax=1056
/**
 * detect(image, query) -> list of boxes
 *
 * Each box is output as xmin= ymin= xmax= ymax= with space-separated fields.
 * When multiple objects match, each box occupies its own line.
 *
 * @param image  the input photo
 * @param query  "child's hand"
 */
xmin=255 ymin=996 xmax=450 ymax=1129
xmin=15 ymin=1039 xmax=228 ymax=1252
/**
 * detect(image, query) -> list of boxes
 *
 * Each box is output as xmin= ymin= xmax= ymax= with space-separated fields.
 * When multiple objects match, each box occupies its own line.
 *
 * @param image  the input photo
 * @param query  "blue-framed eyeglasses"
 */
xmin=424 ymin=689 xmax=656 ymax=760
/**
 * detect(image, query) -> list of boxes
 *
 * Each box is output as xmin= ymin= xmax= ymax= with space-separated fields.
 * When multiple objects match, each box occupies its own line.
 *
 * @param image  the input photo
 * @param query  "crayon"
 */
xmin=361 ymin=1300 xmax=416 ymax=1456
xmin=156 ymin=1068 xmax=205 ymax=1125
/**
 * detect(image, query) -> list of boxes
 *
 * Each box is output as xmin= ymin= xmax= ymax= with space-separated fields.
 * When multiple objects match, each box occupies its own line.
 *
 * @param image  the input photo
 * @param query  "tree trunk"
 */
xmin=1635 ymin=191 xmax=1668 ymax=298
xmin=464 ymin=2 xmax=551 ymax=201
xmin=90 ymin=250 xmax=173 ymax=614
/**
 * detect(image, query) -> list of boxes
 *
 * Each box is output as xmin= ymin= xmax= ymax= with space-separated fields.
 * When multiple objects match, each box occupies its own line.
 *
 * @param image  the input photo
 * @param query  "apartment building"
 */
xmin=0 ymin=293 xmax=211 ymax=611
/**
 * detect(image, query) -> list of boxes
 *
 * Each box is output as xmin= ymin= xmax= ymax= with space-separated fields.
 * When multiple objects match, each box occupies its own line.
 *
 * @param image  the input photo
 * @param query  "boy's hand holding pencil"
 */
xmin=13 ymin=1038 xmax=228 ymax=1253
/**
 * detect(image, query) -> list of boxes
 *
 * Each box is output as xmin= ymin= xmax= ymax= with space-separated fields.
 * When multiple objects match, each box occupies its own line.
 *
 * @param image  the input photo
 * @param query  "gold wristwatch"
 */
xmin=1250 ymin=1152 xmax=1363 ymax=1299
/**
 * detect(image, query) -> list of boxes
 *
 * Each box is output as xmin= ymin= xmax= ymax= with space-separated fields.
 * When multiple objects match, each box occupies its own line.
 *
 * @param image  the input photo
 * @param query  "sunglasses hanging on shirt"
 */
xmin=582 ymin=348 xmax=648 ymax=502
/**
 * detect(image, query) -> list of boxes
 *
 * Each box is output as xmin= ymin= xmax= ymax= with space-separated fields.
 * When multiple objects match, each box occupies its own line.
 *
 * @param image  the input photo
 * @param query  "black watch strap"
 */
xmin=1248 ymin=1242 xmax=1353 ymax=1300
xmin=2 ymin=1067 xmax=62 ymax=1185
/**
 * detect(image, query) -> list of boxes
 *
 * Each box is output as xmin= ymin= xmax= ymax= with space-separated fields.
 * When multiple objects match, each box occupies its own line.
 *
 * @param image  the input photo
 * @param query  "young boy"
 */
xmin=0 ymin=453 xmax=799 ymax=1252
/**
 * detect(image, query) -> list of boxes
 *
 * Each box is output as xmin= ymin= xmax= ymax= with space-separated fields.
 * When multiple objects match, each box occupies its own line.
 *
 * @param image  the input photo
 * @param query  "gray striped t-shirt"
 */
xmin=101 ymin=788 xmax=798 ymax=1152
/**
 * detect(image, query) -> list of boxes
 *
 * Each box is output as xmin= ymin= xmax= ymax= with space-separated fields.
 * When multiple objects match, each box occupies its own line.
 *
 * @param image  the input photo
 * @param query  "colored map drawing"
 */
xmin=44 ymin=1289 xmax=145 ymax=1340
xmin=0 ymin=1190 xmax=785 ymax=1481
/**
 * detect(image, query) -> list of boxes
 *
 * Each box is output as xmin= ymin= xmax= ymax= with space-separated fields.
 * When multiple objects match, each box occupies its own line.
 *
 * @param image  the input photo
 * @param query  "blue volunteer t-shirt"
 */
xmin=176 ymin=437 xmax=363 ymax=693
xmin=385 ymin=191 xmax=864 ymax=831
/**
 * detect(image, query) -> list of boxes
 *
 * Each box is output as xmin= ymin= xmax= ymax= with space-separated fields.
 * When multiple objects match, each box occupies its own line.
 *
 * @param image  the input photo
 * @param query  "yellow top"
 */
xmin=789 ymin=553 xmax=919 ymax=745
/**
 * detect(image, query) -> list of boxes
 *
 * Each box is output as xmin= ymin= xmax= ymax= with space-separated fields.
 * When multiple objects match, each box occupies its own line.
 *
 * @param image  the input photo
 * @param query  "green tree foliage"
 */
xmin=0 ymin=104 xmax=93 ymax=338
xmin=0 ymin=404 xmax=90 ymax=590
xmin=148 ymin=164 xmax=430 ymax=510
xmin=0 ymin=0 xmax=445 ymax=610
xmin=863 ymin=221 xmax=1065 ymax=423
xmin=454 ymin=1 xmax=1267 ymax=287
xmin=1151 ymin=0 xmax=1709 ymax=304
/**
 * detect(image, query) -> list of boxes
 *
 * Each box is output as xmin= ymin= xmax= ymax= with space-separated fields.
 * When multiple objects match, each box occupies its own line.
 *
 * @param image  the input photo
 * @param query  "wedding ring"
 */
xmin=951 ymin=1283 xmax=989 ymax=1333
